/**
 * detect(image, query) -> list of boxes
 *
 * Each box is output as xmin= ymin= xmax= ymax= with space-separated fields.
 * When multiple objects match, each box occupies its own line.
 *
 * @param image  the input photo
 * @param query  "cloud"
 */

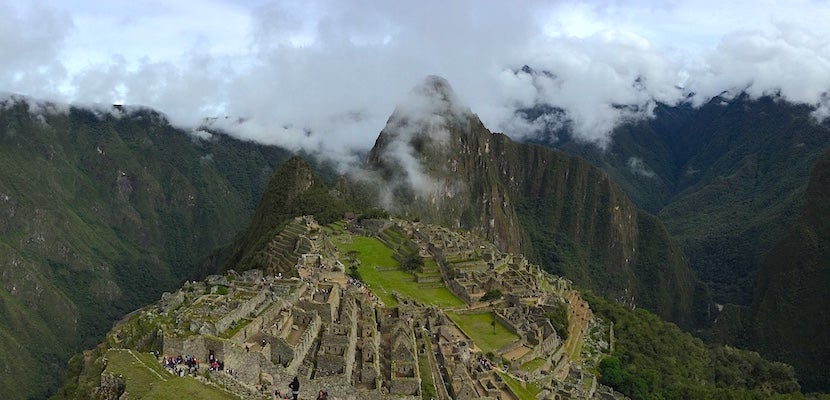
xmin=0 ymin=1 xmax=72 ymax=99
xmin=370 ymin=76 xmax=471 ymax=194
xmin=1 ymin=0 xmax=830 ymax=164
xmin=627 ymin=157 xmax=656 ymax=178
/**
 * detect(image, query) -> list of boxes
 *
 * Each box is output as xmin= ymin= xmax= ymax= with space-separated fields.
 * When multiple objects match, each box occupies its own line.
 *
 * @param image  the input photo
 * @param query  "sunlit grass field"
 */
xmin=332 ymin=234 xmax=463 ymax=308
xmin=447 ymin=311 xmax=519 ymax=354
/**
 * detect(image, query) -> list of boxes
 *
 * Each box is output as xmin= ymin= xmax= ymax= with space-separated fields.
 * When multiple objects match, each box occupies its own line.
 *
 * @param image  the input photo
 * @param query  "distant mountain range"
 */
xmin=511 ymin=71 xmax=830 ymax=390
xmin=2 ymin=72 xmax=829 ymax=398
xmin=521 ymin=90 xmax=830 ymax=307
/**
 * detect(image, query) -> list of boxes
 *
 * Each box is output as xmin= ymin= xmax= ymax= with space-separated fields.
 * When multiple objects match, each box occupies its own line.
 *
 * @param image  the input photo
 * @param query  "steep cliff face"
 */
xmin=745 ymin=148 xmax=830 ymax=391
xmin=366 ymin=76 xmax=708 ymax=328
xmin=367 ymin=77 xmax=524 ymax=252
xmin=0 ymin=98 xmax=289 ymax=399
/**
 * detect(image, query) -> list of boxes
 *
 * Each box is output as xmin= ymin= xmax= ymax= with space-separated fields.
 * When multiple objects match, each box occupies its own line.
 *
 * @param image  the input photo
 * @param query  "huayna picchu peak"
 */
xmin=367 ymin=76 xmax=709 ymax=331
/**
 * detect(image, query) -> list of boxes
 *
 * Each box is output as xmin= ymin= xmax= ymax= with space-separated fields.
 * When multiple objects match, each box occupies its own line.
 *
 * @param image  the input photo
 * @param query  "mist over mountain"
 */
xmin=363 ymin=76 xmax=709 ymax=328
xmin=3 ymin=1 xmax=830 ymax=166
xmin=1 ymin=68 xmax=828 ymax=398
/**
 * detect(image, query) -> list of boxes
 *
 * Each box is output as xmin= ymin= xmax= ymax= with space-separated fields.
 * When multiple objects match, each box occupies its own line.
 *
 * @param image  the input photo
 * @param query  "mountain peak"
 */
xmin=386 ymin=75 xmax=473 ymax=137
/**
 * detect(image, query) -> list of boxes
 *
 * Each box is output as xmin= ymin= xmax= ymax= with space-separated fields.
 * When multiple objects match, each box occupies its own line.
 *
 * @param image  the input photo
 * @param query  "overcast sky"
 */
xmin=2 ymin=0 xmax=830 ymax=161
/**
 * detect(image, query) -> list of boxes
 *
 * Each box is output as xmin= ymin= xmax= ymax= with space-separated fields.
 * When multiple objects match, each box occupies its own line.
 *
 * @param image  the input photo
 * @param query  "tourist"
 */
xmin=316 ymin=389 xmax=328 ymax=399
xmin=289 ymin=376 xmax=300 ymax=400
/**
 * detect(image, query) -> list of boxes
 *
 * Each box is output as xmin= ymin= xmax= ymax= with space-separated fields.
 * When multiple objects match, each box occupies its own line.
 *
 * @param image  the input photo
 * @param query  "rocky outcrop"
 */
xmin=95 ymin=372 xmax=126 ymax=400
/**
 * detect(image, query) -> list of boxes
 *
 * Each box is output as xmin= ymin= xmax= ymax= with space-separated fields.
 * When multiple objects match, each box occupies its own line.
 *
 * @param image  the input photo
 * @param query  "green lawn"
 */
xmin=334 ymin=235 xmax=463 ymax=308
xmin=346 ymin=236 xmax=398 ymax=268
xmin=520 ymin=358 xmax=546 ymax=372
xmin=104 ymin=349 xmax=234 ymax=399
xmin=497 ymin=371 xmax=542 ymax=400
xmin=447 ymin=312 xmax=519 ymax=354
xmin=418 ymin=355 xmax=436 ymax=400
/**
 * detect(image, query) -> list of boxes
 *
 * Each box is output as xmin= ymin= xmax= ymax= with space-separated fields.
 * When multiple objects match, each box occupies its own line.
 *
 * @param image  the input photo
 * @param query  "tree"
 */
xmin=402 ymin=253 xmax=424 ymax=272
xmin=480 ymin=289 xmax=502 ymax=302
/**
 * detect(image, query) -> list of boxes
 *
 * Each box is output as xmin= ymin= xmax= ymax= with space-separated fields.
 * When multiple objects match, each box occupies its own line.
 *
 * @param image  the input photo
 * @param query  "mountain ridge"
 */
xmin=523 ymin=93 xmax=830 ymax=305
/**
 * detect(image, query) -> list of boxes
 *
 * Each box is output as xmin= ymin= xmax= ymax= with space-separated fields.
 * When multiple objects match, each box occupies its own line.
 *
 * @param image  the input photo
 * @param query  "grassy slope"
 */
xmin=103 ymin=349 xmax=234 ymax=399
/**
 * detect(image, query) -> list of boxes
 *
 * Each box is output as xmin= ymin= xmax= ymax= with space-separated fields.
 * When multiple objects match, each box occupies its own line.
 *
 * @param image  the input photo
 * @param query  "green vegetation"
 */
xmin=447 ymin=312 xmax=519 ymax=354
xmin=739 ymin=147 xmax=830 ymax=391
xmin=480 ymin=289 xmax=503 ymax=302
xmin=586 ymin=292 xmax=802 ymax=399
xmin=418 ymin=355 xmax=436 ymax=400
xmin=332 ymin=235 xmax=463 ymax=308
xmin=497 ymin=371 xmax=541 ymax=400
xmin=214 ymin=286 xmax=229 ymax=296
xmin=225 ymin=156 xmax=351 ymax=274
xmin=520 ymin=358 xmax=546 ymax=372
xmin=221 ymin=318 xmax=251 ymax=339
xmin=545 ymin=302 xmax=569 ymax=341
xmin=401 ymin=252 xmax=424 ymax=272
xmin=0 ymin=102 xmax=290 ymax=399
xmin=103 ymin=349 xmax=233 ymax=399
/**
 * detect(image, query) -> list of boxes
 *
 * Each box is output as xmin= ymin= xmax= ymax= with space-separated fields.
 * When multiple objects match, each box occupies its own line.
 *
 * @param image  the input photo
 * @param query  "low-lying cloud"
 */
xmin=1 ymin=0 xmax=829 ymax=164
xmin=627 ymin=157 xmax=656 ymax=178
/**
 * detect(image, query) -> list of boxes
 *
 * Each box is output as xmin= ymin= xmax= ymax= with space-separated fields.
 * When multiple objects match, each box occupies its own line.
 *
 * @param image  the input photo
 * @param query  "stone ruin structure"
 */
xmin=110 ymin=216 xmax=625 ymax=400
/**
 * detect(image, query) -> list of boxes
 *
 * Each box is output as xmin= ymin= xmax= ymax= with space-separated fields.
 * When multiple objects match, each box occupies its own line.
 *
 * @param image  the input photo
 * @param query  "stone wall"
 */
xmin=494 ymin=311 xmax=521 ymax=337
xmin=231 ymin=302 xmax=284 ymax=343
xmin=389 ymin=378 xmax=420 ymax=396
xmin=271 ymin=338 xmax=294 ymax=367
xmin=316 ymin=354 xmax=346 ymax=376
xmin=288 ymin=310 xmax=321 ymax=373
xmin=163 ymin=335 xmax=206 ymax=359
xmin=447 ymin=279 xmax=474 ymax=304
xmin=216 ymin=290 xmax=267 ymax=334
xmin=298 ymin=300 xmax=333 ymax=324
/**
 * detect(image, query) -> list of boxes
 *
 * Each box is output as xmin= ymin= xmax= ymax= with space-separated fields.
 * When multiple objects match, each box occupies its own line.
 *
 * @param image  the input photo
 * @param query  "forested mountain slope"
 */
xmin=0 ymin=98 xmax=289 ymax=399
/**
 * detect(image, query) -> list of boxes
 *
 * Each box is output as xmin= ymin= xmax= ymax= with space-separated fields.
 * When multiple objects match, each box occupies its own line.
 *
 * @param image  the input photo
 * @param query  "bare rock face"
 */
xmin=95 ymin=372 xmax=126 ymax=400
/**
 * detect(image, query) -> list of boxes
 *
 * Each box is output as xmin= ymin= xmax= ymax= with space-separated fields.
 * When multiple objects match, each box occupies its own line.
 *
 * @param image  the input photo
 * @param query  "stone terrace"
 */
xmin=110 ymin=216 xmax=624 ymax=400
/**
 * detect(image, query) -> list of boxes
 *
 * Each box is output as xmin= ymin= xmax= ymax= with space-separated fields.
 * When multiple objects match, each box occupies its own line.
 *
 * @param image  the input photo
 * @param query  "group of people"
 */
xmin=161 ymin=354 xmax=200 ymax=377
xmin=346 ymin=277 xmax=380 ymax=305
xmin=207 ymin=351 xmax=225 ymax=371
xmin=478 ymin=355 xmax=494 ymax=371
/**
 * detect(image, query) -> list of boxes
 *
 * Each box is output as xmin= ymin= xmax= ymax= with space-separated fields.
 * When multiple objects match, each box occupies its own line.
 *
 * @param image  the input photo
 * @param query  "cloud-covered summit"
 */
xmin=2 ymin=0 xmax=829 ymax=162
xmin=384 ymin=75 xmax=472 ymax=142
xmin=366 ymin=75 xmax=474 ymax=201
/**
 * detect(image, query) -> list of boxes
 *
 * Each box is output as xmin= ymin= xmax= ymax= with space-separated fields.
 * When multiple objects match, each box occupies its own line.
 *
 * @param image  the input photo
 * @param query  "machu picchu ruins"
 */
xmin=102 ymin=216 xmax=626 ymax=400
